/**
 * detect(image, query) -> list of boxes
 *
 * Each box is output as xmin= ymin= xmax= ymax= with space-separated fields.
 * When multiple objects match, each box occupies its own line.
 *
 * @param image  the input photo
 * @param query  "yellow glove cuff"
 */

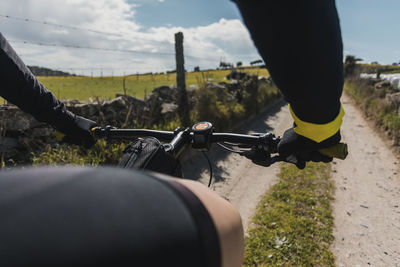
xmin=289 ymin=104 xmax=345 ymax=143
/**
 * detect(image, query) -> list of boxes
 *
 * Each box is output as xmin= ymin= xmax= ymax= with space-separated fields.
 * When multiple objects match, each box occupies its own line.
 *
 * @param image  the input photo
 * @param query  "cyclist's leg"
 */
xmin=0 ymin=166 xmax=242 ymax=267
xmin=166 ymin=178 xmax=245 ymax=267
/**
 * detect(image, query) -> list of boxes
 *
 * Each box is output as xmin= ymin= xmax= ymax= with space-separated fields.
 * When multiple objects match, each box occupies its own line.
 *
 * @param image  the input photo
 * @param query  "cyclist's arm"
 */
xmin=0 ymin=32 xmax=96 ymax=146
xmin=235 ymin=0 xmax=344 ymax=141
xmin=0 ymin=32 xmax=77 ymax=131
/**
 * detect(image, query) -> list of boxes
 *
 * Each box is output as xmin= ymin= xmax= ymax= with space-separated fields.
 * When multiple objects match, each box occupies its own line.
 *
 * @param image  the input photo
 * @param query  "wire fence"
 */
xmin=0 ymin=13 xmax=265 ymax=101
xmin=1 ymin=12 xmax=224 ymax=75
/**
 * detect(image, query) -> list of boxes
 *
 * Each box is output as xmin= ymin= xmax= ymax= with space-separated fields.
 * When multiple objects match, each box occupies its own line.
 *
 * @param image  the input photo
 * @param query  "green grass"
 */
xmin=383 ymin=69 xmax=400 ymax=74
xmin=344 ymin=79 xmax=400 ymax=144
xmin=359 ymin=63 xmax=400 ymax=74
xmin=33 ymin=67 xmax=269 ymax=102
xmin=32 ymin=140 xmax=126 ymax=167
xmin=244 ymin=162 xmax=335 ymax=267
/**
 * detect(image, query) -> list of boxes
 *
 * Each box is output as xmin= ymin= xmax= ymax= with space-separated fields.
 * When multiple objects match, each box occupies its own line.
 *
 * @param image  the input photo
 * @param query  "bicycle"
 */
xmin=92 ymin=121 xmax=348 ymax=186
xmin=0 ymin=122 xmax=347 ymax=267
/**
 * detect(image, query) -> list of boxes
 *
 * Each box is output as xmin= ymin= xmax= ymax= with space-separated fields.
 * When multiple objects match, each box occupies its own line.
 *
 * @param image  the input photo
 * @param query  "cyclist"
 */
xmin=0 ymin=0 xmax=345 ymax=265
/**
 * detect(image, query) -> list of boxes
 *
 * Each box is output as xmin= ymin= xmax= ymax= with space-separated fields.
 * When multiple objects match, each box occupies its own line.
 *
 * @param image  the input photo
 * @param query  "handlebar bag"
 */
xmin=118 ymin=137 xmax=182 ymax=177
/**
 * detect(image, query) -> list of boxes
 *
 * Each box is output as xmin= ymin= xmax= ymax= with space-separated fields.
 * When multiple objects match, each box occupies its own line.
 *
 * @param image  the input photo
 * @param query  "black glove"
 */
xmin=59 ymin=115 xmax=97 ymax=148
xmin=277 ymin=128 xmax=341 ymax=169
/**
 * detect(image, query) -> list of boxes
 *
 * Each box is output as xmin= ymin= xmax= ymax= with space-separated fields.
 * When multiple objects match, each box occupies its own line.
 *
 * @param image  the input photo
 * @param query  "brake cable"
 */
xmin=216 ymin=142 xmax=246 ymax=154
xmin=202 ymin=152 xmax=213 ymax=187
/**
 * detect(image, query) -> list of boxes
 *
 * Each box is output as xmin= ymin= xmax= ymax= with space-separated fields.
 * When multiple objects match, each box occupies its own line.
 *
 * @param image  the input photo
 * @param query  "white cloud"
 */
xmin=0 ymin=0 xmax=259 ymax=75
xmin=148 ymin=18 xmax=258 ymax=68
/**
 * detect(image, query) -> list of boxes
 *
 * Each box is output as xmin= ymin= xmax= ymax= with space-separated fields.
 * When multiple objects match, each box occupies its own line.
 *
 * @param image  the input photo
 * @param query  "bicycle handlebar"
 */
xmin=92 ymin=123 xmax=348 ymax=167
xmin=92 ymin=128 xmax=264 ymax=144
xmin=93 ymin=128 xmax=177 ymax=142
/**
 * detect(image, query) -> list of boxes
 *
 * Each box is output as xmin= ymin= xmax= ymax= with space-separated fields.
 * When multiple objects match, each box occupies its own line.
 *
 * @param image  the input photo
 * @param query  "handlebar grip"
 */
xmin=318 ymin=143 xmax=348 ymax=160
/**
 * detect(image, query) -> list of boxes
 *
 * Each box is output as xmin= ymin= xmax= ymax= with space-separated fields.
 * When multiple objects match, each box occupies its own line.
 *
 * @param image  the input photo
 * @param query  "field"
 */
xmin=22 ymin=67 xmax=269 ymax=102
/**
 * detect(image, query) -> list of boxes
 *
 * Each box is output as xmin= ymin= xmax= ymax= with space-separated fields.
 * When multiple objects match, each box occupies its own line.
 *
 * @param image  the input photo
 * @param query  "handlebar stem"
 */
xmin=165 ymin=128 xmax=191 ymax=158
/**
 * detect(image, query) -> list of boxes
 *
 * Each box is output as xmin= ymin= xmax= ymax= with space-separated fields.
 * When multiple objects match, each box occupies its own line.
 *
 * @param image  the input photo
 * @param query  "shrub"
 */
xmin=345 ymin=78 xmax=400 ymax=145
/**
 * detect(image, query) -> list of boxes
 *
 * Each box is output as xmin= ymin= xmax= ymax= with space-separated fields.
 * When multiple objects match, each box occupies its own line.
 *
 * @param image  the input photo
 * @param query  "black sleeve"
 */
xmin=0 ymin=32 xmax=76 ymax=132
xmin=234 ymin=0 xmax=344 ymax=124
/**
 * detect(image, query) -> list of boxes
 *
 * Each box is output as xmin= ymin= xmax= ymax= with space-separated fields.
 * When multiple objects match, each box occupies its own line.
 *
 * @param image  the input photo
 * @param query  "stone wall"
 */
xmin=0 ymin=74 xmax=271 ymax=163
xmin=0 ymin=86 xmax=179 ymax=163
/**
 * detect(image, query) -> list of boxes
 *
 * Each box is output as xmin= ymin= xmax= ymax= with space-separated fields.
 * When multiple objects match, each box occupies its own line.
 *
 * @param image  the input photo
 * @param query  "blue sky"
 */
xmin=130 ymin=0 xmax=241 ymax=28
xmin=0 ymin=0 xmax=398 ymax=75
xmin=336 ymin=0 xmax=400 ymax=64
xmin=131 ymin=0 xmax=400 ymax=65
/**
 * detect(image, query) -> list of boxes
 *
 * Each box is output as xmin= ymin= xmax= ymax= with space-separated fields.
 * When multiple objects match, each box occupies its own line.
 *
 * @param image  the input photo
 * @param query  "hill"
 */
xmin=27 ymin=66 xmax=73 ymax=76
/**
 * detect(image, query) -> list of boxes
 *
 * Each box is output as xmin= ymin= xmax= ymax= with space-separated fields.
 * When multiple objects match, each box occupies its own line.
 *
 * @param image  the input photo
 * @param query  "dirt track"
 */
xmin=184 ymin=93 xmax=400 ymax=266
xmin=182 ymin=100 xmax=292 ymax=230
xmin=332 ymin=94 xmax=400 ymax=266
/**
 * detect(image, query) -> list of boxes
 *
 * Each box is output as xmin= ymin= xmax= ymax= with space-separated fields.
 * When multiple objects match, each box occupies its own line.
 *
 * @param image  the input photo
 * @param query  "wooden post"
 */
xmin=175 ymin=32 xmax=190 ymax=126
xmin=123 ymin=76 xmax=127 ymax=95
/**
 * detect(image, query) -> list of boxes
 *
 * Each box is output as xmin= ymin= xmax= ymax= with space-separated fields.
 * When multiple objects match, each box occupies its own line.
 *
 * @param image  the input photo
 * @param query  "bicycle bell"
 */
xmin=192 ymin=121 xmax=214 ymax=151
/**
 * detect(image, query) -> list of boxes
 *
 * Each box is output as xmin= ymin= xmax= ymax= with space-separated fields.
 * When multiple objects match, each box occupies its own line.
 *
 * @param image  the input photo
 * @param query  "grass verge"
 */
xmin=344 ymin=79 xmax=400 ymax=145
xmin=244 ymin=162 xmax=335 ymax=267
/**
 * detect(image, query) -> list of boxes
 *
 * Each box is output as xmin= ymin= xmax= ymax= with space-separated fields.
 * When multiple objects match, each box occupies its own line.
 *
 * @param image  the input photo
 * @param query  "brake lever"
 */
xmin=240 ymin=151 xmax=273 ymax=167
xmin=241 ymin=149 xmax=306 ymax=169
xmin=239 ymin=145 xmax=280 ymax=167
xmin=237 ymin=132 xmax=311 ymax=169
xmin=238 ymin=132 xmax=281 ymax=167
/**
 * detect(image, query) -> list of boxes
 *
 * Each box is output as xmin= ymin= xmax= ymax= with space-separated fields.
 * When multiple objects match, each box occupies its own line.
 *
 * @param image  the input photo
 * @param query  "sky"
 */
xmin=336 ymin=0 xmax=400 ymax=65
xmin=0 ymin=0 xmax=399 ymax=76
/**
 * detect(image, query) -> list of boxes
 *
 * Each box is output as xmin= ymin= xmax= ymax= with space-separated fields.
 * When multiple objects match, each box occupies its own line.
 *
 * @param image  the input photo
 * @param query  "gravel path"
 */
xmin=332 ymin=93 xmax=400 ymax=266
xmin=182 ymin=100 xmax=292 ymax=230
xmin=184 ymin=93 xmax=400 ymax=265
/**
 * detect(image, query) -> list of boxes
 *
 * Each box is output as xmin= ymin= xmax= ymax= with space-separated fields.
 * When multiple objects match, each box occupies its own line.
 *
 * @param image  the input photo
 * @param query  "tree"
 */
xmin=236 ymin=61 xmax=243 ymax=68
xmin=344 ymin=55 xmax=362 ymax=78
xmin=219 ymin=61 xmax=233 ymax=70
xmin=194 ymin=66 xmax=200 ymax=72
xmin=250 ymin=59 xmax=263 ymax=66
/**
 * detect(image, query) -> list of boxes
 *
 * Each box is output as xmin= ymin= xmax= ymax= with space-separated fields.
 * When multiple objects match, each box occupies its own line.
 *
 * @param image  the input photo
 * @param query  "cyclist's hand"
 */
xmin=57 ymin=115 xmax=97 ymax=148
xmin=277 ymin=128 xmax=341 ymax=169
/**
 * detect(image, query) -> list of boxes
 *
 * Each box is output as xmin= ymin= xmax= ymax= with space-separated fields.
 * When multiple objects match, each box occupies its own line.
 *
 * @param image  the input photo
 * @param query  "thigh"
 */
xmin=153 ymin=172 xmax=244 ymax=267
xmin=0 ymin=167 xmax=224 ymax=267
xmin=174 ymin=179 xmax=244 ymax=267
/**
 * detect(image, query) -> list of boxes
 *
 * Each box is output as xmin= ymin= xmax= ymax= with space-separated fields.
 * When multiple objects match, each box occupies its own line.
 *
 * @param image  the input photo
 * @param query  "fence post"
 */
xmin=175 ymin=31 xmax=190 ymax=126
xmin=123 ymin=76 xmax=127 ymax=95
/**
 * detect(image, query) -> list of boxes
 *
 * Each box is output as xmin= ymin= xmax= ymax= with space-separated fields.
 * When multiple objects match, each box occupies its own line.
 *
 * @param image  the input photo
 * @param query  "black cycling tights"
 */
xmin=0 ymin=167 xmax=220 ymax=267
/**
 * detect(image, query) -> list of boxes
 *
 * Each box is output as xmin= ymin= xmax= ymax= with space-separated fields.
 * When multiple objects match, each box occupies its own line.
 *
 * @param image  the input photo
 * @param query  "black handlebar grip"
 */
xmin=318 ymin=143 xmax=348 ymax=160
